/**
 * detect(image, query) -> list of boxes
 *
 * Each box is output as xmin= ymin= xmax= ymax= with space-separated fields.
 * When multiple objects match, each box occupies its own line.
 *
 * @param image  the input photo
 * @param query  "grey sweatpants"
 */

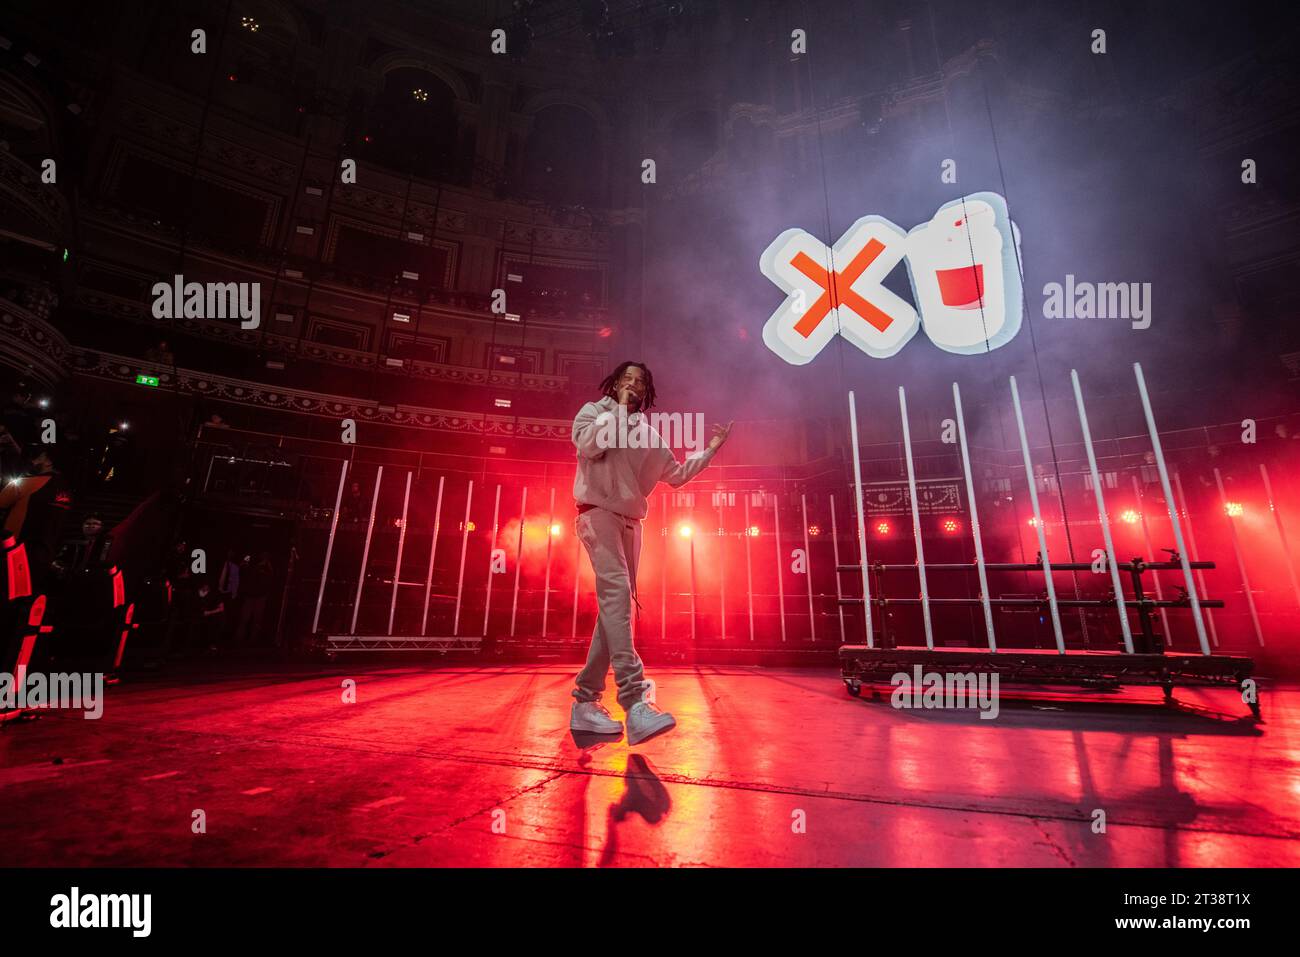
xmin=572 ymin=506 xmax=649 ymax=712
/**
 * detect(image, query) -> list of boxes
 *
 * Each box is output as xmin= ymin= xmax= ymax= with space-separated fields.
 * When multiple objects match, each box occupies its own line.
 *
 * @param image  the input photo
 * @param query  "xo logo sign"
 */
xmin=760 ymin=192 xmax=1023 ymax=364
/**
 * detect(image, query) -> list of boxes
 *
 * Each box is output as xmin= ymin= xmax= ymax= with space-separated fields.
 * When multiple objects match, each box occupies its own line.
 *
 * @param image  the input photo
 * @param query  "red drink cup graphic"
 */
xmin=906 ymin=195 xmax=1020 ymax=354
xmin=936 ymin=262 xmax=985 ymax=310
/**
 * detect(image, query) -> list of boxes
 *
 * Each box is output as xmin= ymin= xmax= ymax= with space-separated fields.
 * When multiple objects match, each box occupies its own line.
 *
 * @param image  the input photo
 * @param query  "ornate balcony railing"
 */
xmin=70 ymin=286 xmax=574 ymax=393
xmin=0 ymin=291 xmax=71 ymax=385
xmin=0 ymin=148 xmax=69 ymax=250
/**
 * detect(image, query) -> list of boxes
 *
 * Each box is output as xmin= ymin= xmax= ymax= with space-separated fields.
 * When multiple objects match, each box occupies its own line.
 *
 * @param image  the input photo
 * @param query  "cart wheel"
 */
xmin=845 ymin=680 xmax=862 ymax=698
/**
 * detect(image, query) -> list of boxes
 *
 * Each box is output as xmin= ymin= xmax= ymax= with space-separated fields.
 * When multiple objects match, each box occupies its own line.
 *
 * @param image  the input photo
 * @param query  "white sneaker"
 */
xmin=626 ymin=701 xmax=676 ymax=745
xmin=571 ymin=700 xmax=623 ymax=734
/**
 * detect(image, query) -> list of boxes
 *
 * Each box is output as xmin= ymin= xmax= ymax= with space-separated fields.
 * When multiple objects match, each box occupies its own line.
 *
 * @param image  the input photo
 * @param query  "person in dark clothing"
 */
xmin=160 ymin=539 xmax=197 ymax=657
xmin=0 ymin=447 xmax=73 ymax=588
xmin=45 ymin=515 xmax=117 ymax=669
xmin=2 ymin=388 xmax=38 ymax=451
xmin=164 ymin=538 xmax=190 ymax=582
xmin=0 ymin=422 xmax=23 ymax=477
xmin=96 ymin=422 xmax=132 ymax=484
xmin=340 ymin=481 xmax=365 ymax=522
xmin=218 ymin=547 xmax=241 ymax=602
xmin=145 ymin=340 xmax=175 ymax=365
xmin=194 ymin=575 xmax=227 ymax=654
xmin=53 ymin=514 xmax=113 ymax=578
xmin=232 ymin=552 xmax=273 ymax=646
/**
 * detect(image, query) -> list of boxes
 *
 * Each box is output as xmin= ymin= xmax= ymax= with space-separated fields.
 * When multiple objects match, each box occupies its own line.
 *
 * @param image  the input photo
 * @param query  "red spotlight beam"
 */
xmin=718 ymin=499 xmax=727 ymax=641
xmin=801 ymin=493 xmax=815 ymax=641
xmin=829 ymin=494 xmax=846 ymax=643
xmin=773 ymin=496 xmax=786 ymax=643
xmin=847 ymin=391 xmax=875 ymax=648
xmin=312 ymin=459 xmax=350 ymax=634
xmin=899 ymin=385 xmax=934 ymax=650
xmin=660 ymin=496 xmax=667 ymax=643
xmin=953 ymin=382 xmax=996 ymax=651
xmin=482 ymin=483 xmax=502 ymax=638
xmin=1260 ymin=463 xmax=1300 ymax=608
xmin=1172 ymin=471 xmax=1220 ymax=648
xmin=1009 ymin=376 xmax=1065 ymax=654
xmin=743 ymin=494 xmax=755 ymax=642
xmin=688 ymin=519 xmax=698 ymax=644
xmin=388 ymin=471 xmax=413 ymax=636
xmin=571 ymin=513 xmax=582 ymax=639
xmin=452 ymin=478 xmax=473 ymax=636
xmin=422 ymin=476 xmax=445 ymax=636
xmin=1134 ymin=361 xmax=1210 ymax=654
xmin=1072 ymin=369 xmax=1134 ymax=653
xmin=351 ymin=465 xmax=384 ymax=635
xmin=509 ymin=486 xmax=526 ymax=637
xmin=1131 ymin=475 xmax=1172 ymax=643
xmin=541 ymin=486 xmax=555 ymax=638
xmin=1214 ymin=467 xmax=1264 ymax=647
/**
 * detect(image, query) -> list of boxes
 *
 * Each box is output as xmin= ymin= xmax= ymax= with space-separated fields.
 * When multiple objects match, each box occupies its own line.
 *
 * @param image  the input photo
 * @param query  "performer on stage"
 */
xmin=569 ymin=361 xmax=731 ymax=744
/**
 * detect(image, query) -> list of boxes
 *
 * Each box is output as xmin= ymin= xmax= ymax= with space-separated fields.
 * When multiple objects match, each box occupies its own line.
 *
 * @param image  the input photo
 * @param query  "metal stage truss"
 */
xmin=836 ymin=362 xmax=1259 ymax=717
xmin=301 ymin=360 xmax=1275 ymax=720
xmin=325 ymin=635 xmax=482 ymax=654
xmin=307 ymin=458 xmax=885 ymax=652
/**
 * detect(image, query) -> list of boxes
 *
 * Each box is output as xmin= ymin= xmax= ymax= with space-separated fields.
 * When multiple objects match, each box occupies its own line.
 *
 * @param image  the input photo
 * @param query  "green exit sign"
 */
xmin=135 ymin=374 xmax=159 ymax=387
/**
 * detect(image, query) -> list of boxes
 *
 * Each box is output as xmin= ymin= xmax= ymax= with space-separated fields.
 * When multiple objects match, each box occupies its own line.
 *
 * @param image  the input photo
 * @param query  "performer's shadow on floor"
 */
xmin=598 ymin=753 xmax=672 ymax=866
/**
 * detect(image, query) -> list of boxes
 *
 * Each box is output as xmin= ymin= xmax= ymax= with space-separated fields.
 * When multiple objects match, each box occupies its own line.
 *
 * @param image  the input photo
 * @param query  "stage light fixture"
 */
xmin=875 ymin=520 xmax=891 ymax=535
xmin=1119 ymin=508 xmax=1140 ymax=525
xmin=807 ymin=524 xmax=821 ymax=536
xmin=1225 ymin=501 xmax=1244 ymax=518
xmin=679 ymin=524 xmax=693 ymax=538
xmin=550 ymin=523 xmax=562 ymax=536
xmin=941 ymin=517 xmax=961 ymax=533
xmin=1027 ymin=517 xmax=1039 ymax=527
xmin=746 ymin=525 xmax=760 ymax=537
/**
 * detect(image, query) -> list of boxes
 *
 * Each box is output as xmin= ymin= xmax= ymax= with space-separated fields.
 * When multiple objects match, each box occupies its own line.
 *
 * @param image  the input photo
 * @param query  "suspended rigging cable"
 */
xmin=977 ymin=62 xmax=1092 ymax=641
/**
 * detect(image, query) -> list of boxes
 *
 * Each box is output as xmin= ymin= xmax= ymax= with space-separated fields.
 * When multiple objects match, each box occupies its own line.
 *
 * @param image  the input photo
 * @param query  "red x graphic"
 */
xmin=789 ymin=238 xmax=895 ymax=338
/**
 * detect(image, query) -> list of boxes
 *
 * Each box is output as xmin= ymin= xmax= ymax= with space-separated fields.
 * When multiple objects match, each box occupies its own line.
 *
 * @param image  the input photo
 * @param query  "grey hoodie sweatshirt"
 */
xmin=571 ymin=395 xmax=717 ymax=519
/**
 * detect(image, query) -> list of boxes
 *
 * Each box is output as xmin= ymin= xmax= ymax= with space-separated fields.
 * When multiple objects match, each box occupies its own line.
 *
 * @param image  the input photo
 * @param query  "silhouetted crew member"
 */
xmin=0 ymin=447 xmax=72 ymax=586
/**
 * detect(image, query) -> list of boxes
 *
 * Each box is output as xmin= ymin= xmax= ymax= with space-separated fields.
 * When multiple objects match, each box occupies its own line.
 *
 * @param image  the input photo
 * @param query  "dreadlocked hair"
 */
xmin=598 ymin=361 xmax=656 ymax=411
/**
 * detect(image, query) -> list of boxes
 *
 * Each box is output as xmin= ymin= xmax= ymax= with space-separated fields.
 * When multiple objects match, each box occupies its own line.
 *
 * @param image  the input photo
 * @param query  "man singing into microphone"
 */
xmin=569 ymin=361 xmax=731 ymax=744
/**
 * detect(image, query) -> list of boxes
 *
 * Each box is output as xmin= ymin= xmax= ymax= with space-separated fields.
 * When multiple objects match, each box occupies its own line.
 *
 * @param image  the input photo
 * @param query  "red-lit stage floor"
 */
xmin=1 ymin=664 xmax=1297 ymax=867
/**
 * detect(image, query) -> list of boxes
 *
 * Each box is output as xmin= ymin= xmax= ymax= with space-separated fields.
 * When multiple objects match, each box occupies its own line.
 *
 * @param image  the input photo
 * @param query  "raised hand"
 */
xmin=707 ymin=420 xmax=734 ymax=451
